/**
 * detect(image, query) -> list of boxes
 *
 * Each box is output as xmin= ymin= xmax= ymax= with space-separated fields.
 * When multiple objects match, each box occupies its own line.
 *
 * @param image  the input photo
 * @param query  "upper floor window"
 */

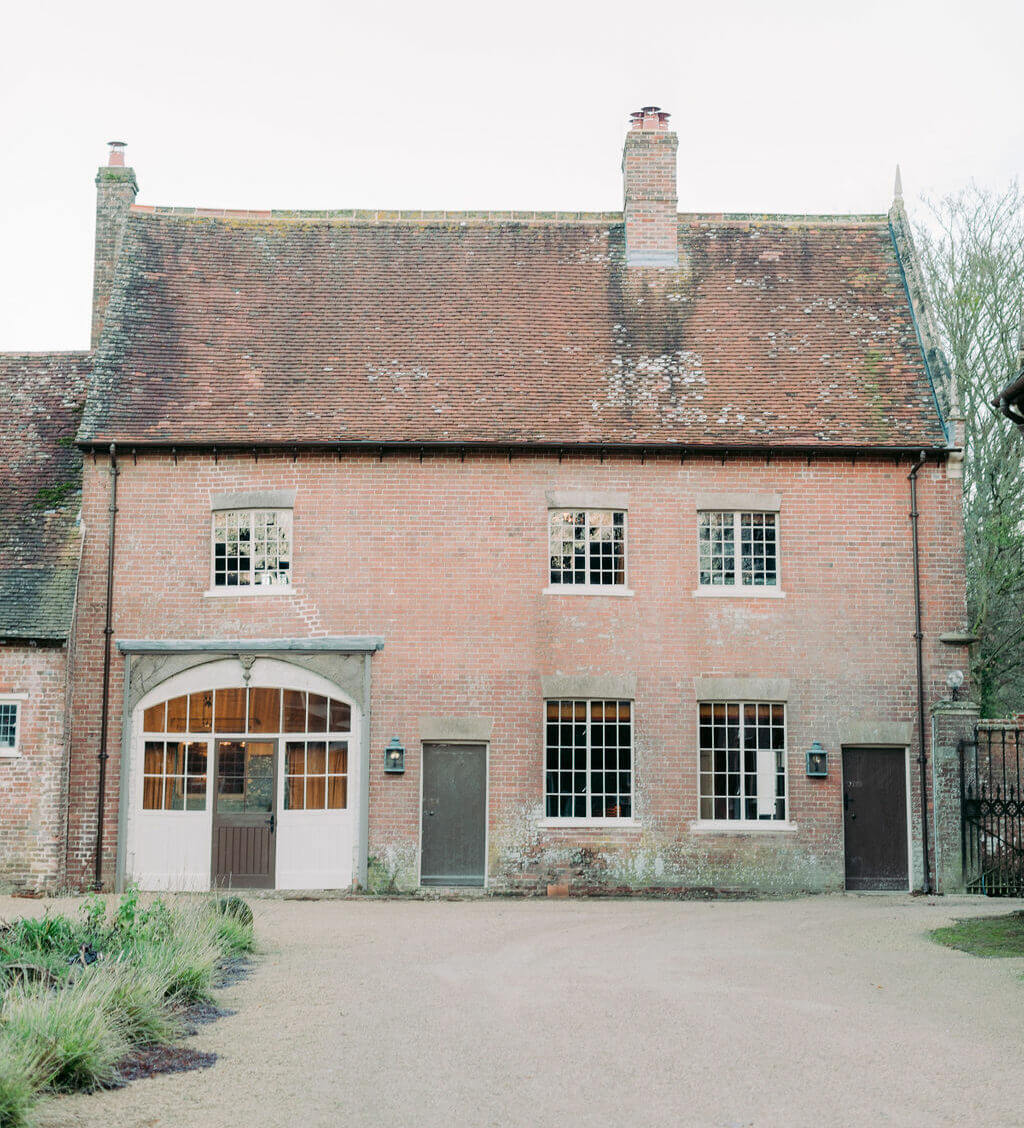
xmin=545 ymin=699 xmax=632 ymax=819
xmin=212 ymin=509 xmax=292 ymax=590
xmin=699 ymin=511 xmax=778 ymax=588
xmin=549 ymin=509 xmax=626 ymax=588
xmin=0 ymin=699 xmax=21 ymax=756
xmin=698 ymin=701 xmax=787 ymax=822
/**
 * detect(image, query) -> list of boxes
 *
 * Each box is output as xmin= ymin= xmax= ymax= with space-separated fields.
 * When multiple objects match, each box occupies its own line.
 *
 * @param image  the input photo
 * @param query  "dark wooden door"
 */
xmin=843 ymin=747 xmax=908 ymax=891
xmin=212 ymin=739 xmax=277 ymax=889
xmin=421 ymin=743 xmax=486 ymax=887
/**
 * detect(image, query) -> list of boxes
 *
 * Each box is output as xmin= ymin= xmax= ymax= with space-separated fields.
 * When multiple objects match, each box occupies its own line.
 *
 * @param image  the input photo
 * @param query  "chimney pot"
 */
xmin=107 ymin=141 xmax=127 ymax=167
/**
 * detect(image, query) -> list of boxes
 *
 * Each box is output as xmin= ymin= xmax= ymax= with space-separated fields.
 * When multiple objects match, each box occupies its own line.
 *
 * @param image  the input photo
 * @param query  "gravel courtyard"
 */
xmin=8 ymin=893 xmax=1023 ymax=1128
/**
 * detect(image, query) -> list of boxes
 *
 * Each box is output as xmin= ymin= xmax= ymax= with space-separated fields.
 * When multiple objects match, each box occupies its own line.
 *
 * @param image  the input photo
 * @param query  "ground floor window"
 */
xmin=285 ymin=741 xmax=349 ymax=809
xmin=699 ymin=701 xmax=786 ymax=821
xmin=545 ymin=699 xmax=632 ymax=818
xmin=0 ymin=700 xmax=20 ymax=755
xmin=143 ymin=740 xmax=208 ymax=810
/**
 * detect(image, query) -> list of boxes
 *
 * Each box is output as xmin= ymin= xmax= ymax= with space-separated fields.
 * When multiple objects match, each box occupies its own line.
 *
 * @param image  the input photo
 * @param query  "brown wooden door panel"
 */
xmin=843 ymin=747 xmax=908 ymax=891
xmin=421 ymin=743 xmax=486 ymax=886
xmin=212 ymin=739 xmax=277 ymax=889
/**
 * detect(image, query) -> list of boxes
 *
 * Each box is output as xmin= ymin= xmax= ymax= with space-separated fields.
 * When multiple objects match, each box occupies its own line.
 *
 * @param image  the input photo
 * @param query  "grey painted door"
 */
xmin=212 ymin=739 xmax=277 ymax=889
xmin=421 ymin=743 xmax=486 ymax=887
xmin=843 ymin=747 xmax=908 ymax=891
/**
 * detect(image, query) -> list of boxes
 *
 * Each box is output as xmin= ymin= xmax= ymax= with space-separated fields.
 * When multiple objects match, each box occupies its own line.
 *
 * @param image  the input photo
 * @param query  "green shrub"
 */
xmin=1 ymin=980 xmax=128 ymax=1093
xmin=215 ymin=896 xmax=254 ymax=927
xmin=210 ymin=905 xmax=255 ymax=958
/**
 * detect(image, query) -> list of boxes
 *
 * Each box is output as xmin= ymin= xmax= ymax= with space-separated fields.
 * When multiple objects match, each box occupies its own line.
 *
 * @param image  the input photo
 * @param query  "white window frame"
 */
xmin=208 ymin=508 xmax=293 ymax=596
xmin=696 ymin=510 xmax=782 ymax=596
xmin=696 ymin=700 xmax=790 ymax=827
xmin=541 ymin=698 xmax=637 ymax=825
xmin=0 ymin=694 xmax=27 ymax=757
xmin=545 ymin=508 xmax=633 ymax=596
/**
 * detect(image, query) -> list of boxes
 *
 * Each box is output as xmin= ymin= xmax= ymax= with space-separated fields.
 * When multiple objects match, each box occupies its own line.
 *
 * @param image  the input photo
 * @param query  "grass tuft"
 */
xmin=931 ymin=911 xmax=1024 ymax=958
xmin=1 ymin=980 xmax=129 ymax=1093
xmin=0 ymin=890 xmax=256 ymax=1122
xmin=0 ymin=1036 xmax=45 ymax=1128
xmin=91 ymin=964 xmax=184 ymax=1046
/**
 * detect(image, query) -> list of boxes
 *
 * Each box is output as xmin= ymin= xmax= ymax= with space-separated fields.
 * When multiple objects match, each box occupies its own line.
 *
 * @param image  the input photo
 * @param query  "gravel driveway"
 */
xmin=8 ymin=893 xmax=1023 ymax=1128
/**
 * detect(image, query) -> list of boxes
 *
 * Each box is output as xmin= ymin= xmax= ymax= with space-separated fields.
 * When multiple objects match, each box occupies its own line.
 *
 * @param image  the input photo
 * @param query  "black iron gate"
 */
xmin=960 ymin=724 xmax=1024 ymax=896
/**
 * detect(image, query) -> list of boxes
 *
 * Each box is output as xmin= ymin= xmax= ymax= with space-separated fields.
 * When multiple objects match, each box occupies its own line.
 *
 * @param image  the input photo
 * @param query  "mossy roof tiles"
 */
xmin=1 ymin=353 xmax=91 ymax=640
xmin=79 ymin=212 xmax=947 ymax=449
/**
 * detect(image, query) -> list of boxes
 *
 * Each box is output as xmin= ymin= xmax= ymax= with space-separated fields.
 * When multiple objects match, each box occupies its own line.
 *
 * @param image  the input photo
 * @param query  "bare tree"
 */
xmin=914 ymin=183 xmax=1024 ymax=716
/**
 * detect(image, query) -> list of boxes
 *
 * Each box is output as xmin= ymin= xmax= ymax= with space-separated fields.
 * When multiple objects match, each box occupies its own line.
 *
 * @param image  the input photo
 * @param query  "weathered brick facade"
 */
xmin=0 ymin=645 xmax=73 ymax=889
xmin=4 ymin=108 xmax=983 ymax=895
xmin=62 ymin=449 xmax=970 ymax=893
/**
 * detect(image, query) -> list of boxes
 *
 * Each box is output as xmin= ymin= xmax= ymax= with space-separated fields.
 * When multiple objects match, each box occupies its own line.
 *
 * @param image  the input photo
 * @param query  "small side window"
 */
xmin=212 ymin=509 xmax=292 ymax=590
xmin=0 ymin=700 xmax=22 ymax=756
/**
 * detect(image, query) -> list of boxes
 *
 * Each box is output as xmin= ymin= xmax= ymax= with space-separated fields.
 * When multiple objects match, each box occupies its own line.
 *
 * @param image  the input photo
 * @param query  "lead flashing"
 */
xmin=116 ymin=636 xmax=384 ymax=654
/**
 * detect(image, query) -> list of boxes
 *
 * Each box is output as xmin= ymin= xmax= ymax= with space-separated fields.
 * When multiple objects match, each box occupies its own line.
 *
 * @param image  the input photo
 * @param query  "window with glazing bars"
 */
xmin=0 ymin=702 xmax=19 ymax=753
xmin=698 ymin=511 xmax=778 ymax=587
xmin=698 ymin=702 xmax=786 ymax=821
xmin=545 ymin=699 xmax=632 ymax=818
xmin=549 ymin=510 xmax=626 ymax=586
xmin=212 ymin=509 xmax=292 ymax=588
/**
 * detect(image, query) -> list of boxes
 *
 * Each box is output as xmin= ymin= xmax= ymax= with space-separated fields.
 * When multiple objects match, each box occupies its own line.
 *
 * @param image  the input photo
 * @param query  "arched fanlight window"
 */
xmin=141 ymin=687 xmax=353 ymax=813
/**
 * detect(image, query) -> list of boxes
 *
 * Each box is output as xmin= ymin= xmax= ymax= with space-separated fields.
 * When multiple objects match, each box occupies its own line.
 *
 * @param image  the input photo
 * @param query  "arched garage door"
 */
xmin=125 ymin=658 xmax=360 ymax=891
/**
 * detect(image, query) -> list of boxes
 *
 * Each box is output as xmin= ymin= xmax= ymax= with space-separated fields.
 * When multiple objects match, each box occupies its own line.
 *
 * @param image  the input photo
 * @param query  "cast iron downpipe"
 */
xmin=908 ymin=451 xmax=931 ymax=894
xmin=94 ymin=443 xmax=119 ymax=890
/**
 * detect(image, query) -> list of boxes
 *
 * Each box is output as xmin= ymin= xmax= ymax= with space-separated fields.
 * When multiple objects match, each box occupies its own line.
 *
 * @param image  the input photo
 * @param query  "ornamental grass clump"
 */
xmin=0 ymin=890 xmax=255 ymax=1124
xmin=93 ymin=964 xmax=184 ymax=1046
xmin=1 ymin=979 xmax=129 ymax=1093
xmin=0 ymin=1038 xmax=45 ymax=1128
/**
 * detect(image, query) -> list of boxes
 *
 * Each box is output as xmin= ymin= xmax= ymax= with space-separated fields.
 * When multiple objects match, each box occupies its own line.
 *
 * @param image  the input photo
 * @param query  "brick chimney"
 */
xmin=91 ymin=141 xmax=138 ymax=348
xmin=622 ymin=106 xmax=678 ymax=268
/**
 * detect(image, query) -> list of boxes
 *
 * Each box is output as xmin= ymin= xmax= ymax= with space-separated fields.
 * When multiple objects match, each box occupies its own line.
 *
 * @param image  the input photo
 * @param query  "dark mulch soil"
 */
xmin=180 ymin=1000 xmax=234 ymax=1034
xmin=113 ymin=1045 xmax=218 ymax=1085
xmin=215 ymin=956 xmax=254 ymax=988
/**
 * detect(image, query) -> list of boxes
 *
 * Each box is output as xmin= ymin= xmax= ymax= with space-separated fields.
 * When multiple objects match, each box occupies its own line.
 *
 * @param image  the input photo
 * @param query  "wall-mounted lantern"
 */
xmin=805 ymin=741 xmax=828 ymax=778
xmin=384 ymin=737 xmax=405 ymax=774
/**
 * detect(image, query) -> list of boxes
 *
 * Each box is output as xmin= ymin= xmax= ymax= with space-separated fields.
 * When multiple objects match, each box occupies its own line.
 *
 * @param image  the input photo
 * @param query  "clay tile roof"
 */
xmin=79 ymin=211 xmax=947 ymax=450
xmin=0 ymin=353 xmax=91 ymax=641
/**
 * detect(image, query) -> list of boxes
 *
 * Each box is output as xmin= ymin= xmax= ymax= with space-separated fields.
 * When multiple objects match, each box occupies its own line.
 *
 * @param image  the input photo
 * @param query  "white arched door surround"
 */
xmin=124 ymin=657 xmax=361 ymax=892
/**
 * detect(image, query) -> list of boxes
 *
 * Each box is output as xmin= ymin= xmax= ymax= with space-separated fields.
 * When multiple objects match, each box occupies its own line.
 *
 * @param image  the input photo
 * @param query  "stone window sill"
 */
xmin=690 ymin=820 xmax=798 ymax=835
xmin=0 ymin=751 xmax=21 ymax=760
xmin=693 ymin=587 xmax=785 ymax=599
xmin=539 ymin=818 xmax=642 ymax=831
xmin=543 ymin=586 xmax=635 ymax=598
xmin=203 ymin=588 xmax=295 ymax=599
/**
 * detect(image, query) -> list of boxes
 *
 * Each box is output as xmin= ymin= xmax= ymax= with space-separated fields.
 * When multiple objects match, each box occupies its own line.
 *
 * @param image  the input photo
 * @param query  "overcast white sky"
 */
xmin=1 ymin=0 xmax=1021 ymax=350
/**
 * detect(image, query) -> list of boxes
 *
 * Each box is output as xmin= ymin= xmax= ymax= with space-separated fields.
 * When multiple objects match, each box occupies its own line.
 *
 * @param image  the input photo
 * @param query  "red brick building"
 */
xmin=3 ymin=109 xmax=974 ymax=895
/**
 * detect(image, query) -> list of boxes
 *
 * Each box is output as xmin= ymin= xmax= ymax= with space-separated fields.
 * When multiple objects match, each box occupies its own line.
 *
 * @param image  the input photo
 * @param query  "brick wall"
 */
xmin=622 ymin=108 xmax=678 ymax=267
xmin=66 ymin=449 xmax=968 ymax=893
xmin=0 ymin=644 xmax=70 ymax=890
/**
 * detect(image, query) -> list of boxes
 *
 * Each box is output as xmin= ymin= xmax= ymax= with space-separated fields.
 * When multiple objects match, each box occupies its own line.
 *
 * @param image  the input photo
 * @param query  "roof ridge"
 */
xmin=0 ymin=350 xmax=92 ymax=361
xmin=127 ymin=205 xmax=888 ymax=227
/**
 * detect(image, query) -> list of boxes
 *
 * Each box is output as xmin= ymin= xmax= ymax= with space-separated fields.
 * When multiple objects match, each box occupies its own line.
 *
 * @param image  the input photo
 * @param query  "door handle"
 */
xmin=267 ymin=813 xmax=276 ymax=834
xmin=426 ymin=810 xmax=435 ymax=817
